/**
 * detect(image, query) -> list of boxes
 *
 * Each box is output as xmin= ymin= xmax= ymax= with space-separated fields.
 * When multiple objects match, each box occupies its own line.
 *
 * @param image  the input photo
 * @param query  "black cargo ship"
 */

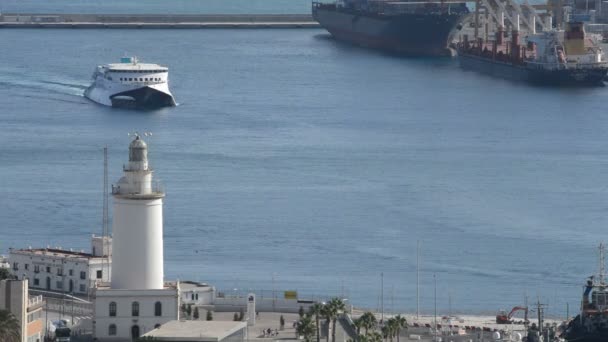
xmin=457 ymin=22 xmax=608 ymax=85
xmin=312 ymin=0 xmax=469 ymax=56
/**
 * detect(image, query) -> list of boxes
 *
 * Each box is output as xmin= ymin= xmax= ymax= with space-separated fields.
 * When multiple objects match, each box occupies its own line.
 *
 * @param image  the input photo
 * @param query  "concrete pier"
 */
xmin=0 ymin=13 xmax=320 ymax=28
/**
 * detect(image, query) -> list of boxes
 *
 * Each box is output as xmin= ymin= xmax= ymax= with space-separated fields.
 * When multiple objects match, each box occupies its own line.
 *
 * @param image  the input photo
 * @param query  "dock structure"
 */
xmin=0 ymin=13 xmax=320 ymax=29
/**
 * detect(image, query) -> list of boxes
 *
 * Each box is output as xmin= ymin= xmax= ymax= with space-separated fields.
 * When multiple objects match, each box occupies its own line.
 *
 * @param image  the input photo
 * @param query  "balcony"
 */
xmin=27 ymin=295 xmax=44 ymax=311
xmin=111 ymin=180 xmax=165 ymax=199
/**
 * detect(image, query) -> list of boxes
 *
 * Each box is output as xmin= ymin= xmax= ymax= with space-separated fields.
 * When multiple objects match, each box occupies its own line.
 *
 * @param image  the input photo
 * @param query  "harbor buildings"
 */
xmin=0 ymin=279 xmax=44 ymax=342
xmin=8 ymin=235 xmax=112 ymax=296
xmin=93 ymin=135 xmax=179 ymax=341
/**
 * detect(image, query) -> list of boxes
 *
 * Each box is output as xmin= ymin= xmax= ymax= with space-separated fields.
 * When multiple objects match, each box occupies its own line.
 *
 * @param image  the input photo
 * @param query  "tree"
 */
xmin=359 ymin=331 xmax=383 ymax=342
xmin=233 ymin=313 xmax=240 ymax=321
xmin=299 ymin=305 xmax=305 ymax=318
xmin=193 ymin=307 xmax=200 ymax=320
xmin=0 ymin=309 xmax=20 ymax=342
xmin=321 ymin=303 xmax=332 ymax=342
xmin=384 ymin=318 xmax=397 ymax=342
xmin=392 ymin=315 xmax=407 ymax=342
xmin=326 ymin=298 xmax=346 ymax=342
xmin=0 ymin=268 xmax=11 ymax=281
xmin=359 ymin=312 xmax=377 ymax=336
xmin=353 ymin=317 xmax=363 ymax=336
xmin=309 ymin=302 xmax=324 ymax=342
xmin=186 ymin=304 xmax=192 ymax=318
xmin=206 ymin=310 xmax=213 ymax=321
xmin=296 ymin=314 xmax=316 ymax=342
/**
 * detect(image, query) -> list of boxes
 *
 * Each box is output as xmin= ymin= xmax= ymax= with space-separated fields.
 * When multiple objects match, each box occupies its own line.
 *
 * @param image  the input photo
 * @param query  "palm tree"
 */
xmin=359 ymin=312 xmax=377 ymax=336
xmin=309 ymin=302 xmax=324 ymax=342
xmin=0 ymin=309 xmax=20 ymax=342
xmin=384 ymin=318 xmax=399 ymax=342
xmin=361 ymin=331 xmax=383 ymax=342
xmin=392 ymin=315 xmax=407 ymax=342
xmin=321 ymin=303 xmax=332 ymax=342
xmin=353 ymin=317 xmax=363 ymax=336
xmin=297 ymin=314 xmax=317 ymax=342
xmin=326 ymin=298 xmax=346 ymax=342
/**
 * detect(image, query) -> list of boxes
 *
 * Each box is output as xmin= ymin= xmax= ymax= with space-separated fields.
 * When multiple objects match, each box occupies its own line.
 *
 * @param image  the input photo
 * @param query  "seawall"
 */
xmin=0 ymin=13 xmax=320 ymax=28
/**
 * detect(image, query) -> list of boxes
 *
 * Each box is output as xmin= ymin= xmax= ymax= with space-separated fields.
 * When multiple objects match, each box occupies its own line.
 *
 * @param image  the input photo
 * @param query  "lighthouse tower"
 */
xmin=111 ymin=134 xmax=164 ymax=290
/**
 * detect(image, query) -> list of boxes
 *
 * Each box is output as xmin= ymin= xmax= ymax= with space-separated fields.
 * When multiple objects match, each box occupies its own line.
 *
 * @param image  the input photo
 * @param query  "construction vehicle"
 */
xmin=496 ymin=306 xmax=528 ymax=324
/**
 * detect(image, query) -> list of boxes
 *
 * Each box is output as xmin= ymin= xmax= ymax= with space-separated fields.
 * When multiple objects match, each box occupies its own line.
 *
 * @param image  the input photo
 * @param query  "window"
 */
xmin=46 ymin=266 xmax=51 ymax=273
xmin=34 ymin=265 xmax=40 ymax=273
xmin=57 ymin=268 xmax=62 ymax=276
xmin=109 ymin=324 xmax=117 ymax=336
xmin=129 ymin=78 xmax=132 ymax=81
xmin=34 ymin=278 xmax=39 ymax=286
xmin=56 ymin=281 xmax=62 ymax=289
xmin=109 ymin=302 xmax=117 ymax=317
xmin=25 ymin=264 xmax=29 ymax=270
xmin=79 ymin=284 xmax=86 ymax=292
xmin=69 ymin=269 xmax=73 ymax=276
xmin=139 ymin=78 xmax=143 ymax=81
xmin=155 ymin=301 xmax=162 ymax=316
xmin=132 ymin=301 xmax=139 ymax=317
xmin=12 ymin=262 xmax=18 ymax=271
xmin=145 ymin=78 xmax=148 ymax=81
xmin=80 ymin=271 xmax=86 ymax=280
xmin=96 ymin=270 xmax=102 ymax=279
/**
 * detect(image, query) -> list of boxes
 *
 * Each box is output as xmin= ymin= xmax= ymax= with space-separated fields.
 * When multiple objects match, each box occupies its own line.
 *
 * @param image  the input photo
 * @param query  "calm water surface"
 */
xmin=1 ymin=28 xmax=607 ymax=315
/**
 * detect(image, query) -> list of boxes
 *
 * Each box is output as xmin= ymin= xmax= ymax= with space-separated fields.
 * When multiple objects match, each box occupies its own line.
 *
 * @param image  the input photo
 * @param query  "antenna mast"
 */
xmin=102 ymin=146 xmax=109 ymax=281
xmin=599 ymin=243 xmax=605 ymax=285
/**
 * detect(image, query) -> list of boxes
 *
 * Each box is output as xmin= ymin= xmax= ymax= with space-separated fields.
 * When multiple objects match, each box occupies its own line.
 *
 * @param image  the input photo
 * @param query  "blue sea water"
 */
xmin=1 ymin=27 xmax=608 ymax=316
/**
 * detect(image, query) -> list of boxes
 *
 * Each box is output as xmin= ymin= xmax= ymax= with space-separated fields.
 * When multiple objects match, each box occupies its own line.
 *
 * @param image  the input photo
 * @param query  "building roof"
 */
xmin=142 ymin=320 xmax=247 ymax=342
xmin=10 ymin=248 xmax=101 ymax=259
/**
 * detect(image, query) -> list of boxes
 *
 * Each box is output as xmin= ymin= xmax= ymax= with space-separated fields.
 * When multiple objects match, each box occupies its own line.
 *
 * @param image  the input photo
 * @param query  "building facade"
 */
xmin=93 ymin=286 xmax=180 ymax=341
xmin=8 ymin=235 xmax=112 ymax=296
xmin=0 ymin=279 xmax=44 ymax=342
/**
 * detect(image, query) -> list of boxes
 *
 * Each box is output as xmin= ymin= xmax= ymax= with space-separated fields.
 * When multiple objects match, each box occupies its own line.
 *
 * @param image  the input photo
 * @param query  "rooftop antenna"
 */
xmin=598 ymin=243 xmax=606 ymax=285
xmin=102 ymin=146 xmax=109 ymax=280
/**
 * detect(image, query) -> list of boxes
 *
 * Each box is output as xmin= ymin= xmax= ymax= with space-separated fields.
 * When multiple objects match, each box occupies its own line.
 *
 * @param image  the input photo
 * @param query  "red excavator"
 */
xmin=495 ymin=306 xmax=528 ymax=324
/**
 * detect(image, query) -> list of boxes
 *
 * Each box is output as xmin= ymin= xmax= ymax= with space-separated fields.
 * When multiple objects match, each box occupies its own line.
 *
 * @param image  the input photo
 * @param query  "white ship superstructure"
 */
xmin=84 ymin=57 xmax=175 ymax=109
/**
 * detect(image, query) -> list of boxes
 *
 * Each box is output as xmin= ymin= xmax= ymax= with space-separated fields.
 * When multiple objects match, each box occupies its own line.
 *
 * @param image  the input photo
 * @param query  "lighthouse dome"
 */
xmin=129 ymin=135 xmax=148 ymax=163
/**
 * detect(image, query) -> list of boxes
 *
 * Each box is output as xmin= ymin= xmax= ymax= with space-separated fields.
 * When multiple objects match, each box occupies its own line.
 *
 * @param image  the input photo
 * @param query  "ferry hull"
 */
xmin=312 ymin=5 xmax=468 ymax=56
xmin=459 ymin=53 xmax=608 ymax=85
xmin=85 ymin=83 xmax=175 ymax=109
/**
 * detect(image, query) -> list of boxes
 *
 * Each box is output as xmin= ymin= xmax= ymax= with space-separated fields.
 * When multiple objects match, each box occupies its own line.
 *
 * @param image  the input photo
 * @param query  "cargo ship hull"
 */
xmin=459 ymin=53 xmax=608 ymax=85
xmin=312 ymin=4 xmax=468 ymax=56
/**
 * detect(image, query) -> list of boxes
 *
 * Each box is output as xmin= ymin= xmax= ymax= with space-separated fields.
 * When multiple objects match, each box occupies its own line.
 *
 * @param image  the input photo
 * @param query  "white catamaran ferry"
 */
xmin=84 ymin=57 xmax=176 ymax=109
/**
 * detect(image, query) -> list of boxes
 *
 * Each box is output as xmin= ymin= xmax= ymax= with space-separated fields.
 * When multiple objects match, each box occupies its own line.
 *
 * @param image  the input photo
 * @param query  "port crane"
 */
xmin=496 ymin=306 xmax=529 ymax=324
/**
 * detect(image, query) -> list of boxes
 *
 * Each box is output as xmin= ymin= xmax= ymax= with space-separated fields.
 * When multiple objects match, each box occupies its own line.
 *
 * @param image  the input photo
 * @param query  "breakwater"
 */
xmin=0 ymin=13 xmax=320 ymax=28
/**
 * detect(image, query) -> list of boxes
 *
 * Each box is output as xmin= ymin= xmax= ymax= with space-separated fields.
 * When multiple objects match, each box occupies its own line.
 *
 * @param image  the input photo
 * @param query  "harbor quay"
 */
xmin=0 ymin=13 xmax=320 ymax=28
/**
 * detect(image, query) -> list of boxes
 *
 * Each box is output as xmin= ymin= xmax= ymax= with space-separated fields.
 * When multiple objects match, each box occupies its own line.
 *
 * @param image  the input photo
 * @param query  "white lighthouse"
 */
xmin=111 ymin=134 xmax=164 ymax=290
xmin=93 ymin=135 xmax=179 ymax=342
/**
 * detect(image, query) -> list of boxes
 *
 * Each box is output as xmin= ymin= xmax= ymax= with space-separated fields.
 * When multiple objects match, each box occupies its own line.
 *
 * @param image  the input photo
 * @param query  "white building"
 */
xmin=8 ymin=235 xmax=111 ymax=296
xmin=180 ymin=281 xmax=215 ymax=306
xmin=93 ymin=135 xmax=179 ymax=342
xmin=93 ymin=283 xmax=180 ymax=340
xmin=0 ymin=279 xmax=45 ymax=342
